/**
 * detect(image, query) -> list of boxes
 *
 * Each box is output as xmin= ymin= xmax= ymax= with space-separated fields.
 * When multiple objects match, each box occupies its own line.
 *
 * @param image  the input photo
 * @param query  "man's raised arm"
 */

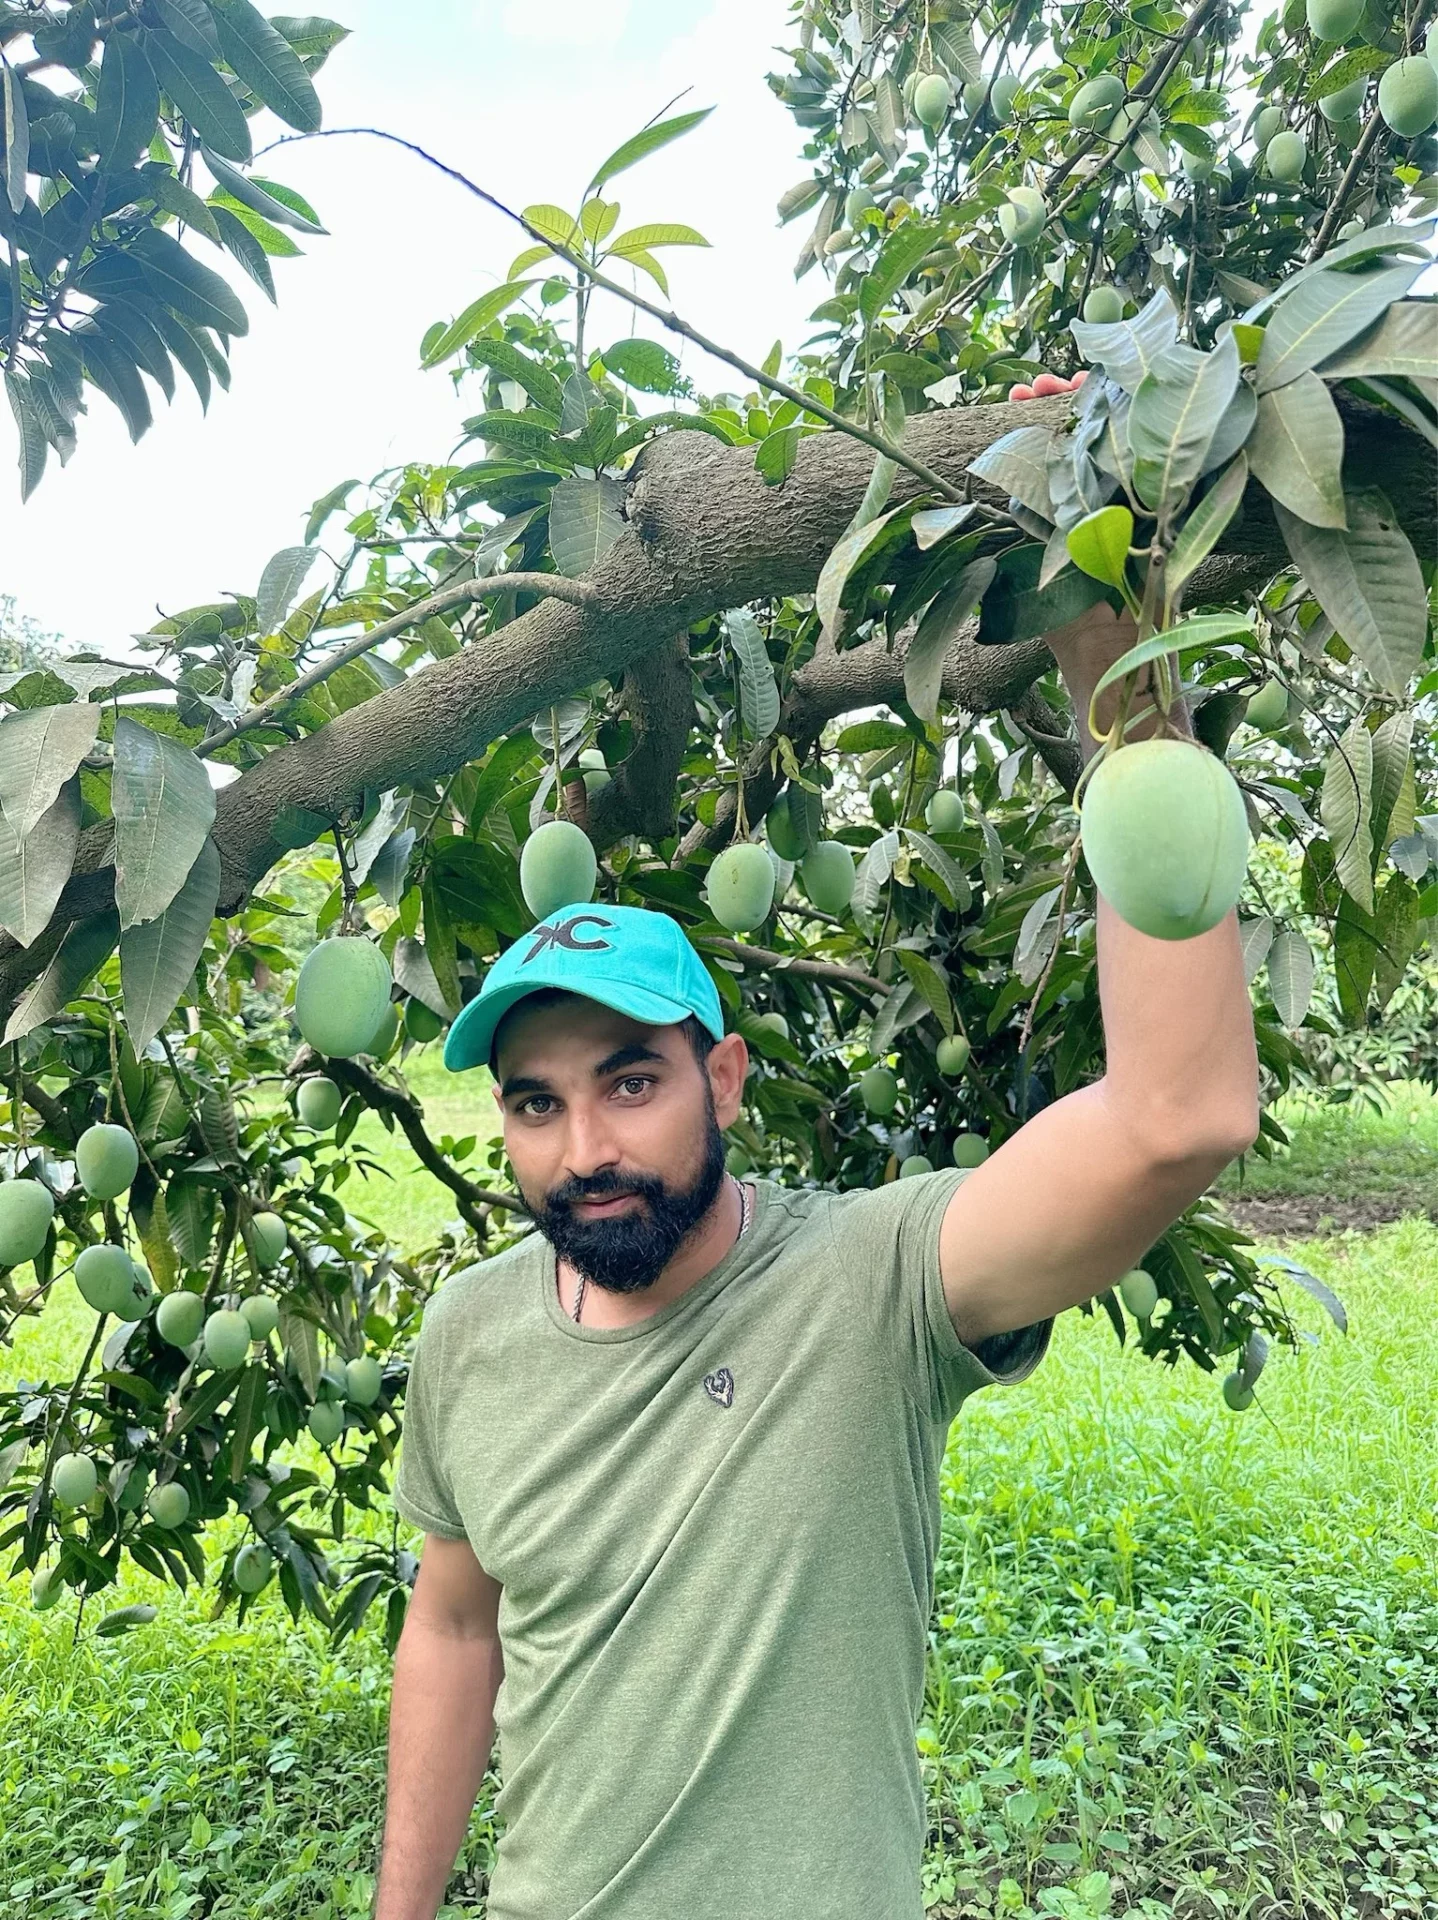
xmin=939 ymin=602 xmax=1260 ymax=1348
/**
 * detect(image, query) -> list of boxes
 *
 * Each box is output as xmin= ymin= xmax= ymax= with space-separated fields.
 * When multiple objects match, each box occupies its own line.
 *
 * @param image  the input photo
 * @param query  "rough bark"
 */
xmin=0 ymin=392 xmax=1432 ymax=1024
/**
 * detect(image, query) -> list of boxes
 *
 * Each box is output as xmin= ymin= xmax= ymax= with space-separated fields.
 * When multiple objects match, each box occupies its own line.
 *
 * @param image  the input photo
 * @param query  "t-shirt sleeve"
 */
xmin=829 ymin=1169 xmax=1053 ymax=1427
xmin=393 ymin=1300 xmax=469 ymax=1541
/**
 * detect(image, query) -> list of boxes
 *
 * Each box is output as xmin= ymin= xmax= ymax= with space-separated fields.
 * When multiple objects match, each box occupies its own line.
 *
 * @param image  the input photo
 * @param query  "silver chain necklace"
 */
xmin=568 ymin=1174 xmax=753 ymax=1324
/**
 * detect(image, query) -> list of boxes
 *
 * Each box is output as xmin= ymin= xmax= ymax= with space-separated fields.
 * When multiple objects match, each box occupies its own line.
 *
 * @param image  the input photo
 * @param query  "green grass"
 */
xmin=2 ymin=1094 xmax=1436 ymax=1917
xmin=301 ymin=1047 xmax=504 ymax=1253
xmin=1219 ymin=1080 xmax=1438 ymax=1205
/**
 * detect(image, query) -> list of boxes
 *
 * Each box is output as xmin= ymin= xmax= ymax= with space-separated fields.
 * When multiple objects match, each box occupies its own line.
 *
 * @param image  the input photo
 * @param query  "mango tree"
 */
xmin=1 ymin=0 xmax=1435 ymax=1640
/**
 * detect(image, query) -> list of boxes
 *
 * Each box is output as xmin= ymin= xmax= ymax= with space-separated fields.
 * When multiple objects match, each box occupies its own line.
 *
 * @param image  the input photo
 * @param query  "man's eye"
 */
xmin=616 ymin=1076 xmax=652 ymax=1097
xmin=520 ymin=1096 xmax=555 ymax=1116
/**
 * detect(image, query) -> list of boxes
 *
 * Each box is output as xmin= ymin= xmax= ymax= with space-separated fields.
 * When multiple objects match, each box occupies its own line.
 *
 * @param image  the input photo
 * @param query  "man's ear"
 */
xmin=706 ymin=1032 xmax=749 ymax=1131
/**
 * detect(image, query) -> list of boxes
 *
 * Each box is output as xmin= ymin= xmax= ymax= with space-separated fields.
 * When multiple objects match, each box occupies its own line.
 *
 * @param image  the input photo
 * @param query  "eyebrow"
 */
xmin=499 ymin=1042 xmax=666 ymax=1100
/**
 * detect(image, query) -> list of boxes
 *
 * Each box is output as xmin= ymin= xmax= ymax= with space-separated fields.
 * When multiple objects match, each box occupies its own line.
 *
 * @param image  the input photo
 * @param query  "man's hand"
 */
xmin=936 ymin=589 xmax=1259 ymax=1348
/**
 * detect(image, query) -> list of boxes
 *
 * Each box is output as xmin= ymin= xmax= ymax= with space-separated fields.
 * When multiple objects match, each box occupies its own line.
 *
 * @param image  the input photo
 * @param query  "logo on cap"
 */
xmin=521 ymin=914 xmax=616 ymax=964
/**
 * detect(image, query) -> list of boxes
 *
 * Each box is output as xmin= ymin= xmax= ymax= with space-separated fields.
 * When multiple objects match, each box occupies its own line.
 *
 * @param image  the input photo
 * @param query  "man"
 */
xmin=375 ymin=602 xmax=1259 ymax=1919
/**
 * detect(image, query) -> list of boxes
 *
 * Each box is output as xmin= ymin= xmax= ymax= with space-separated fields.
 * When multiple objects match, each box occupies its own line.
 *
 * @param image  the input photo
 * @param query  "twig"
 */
xmin=1017 ymin=834 xmax=1082 ymax=1056
xmin=297 ymin=1048 xmax=528 ymax=1234
xmin=255 ymin=127 xmax=968 ymax=505
xmin=197 ymin=571 xmax=596 ymax=757
xmin=696 ymin=936 xmax=885 ymax=998
xmin=1309 ymin=0 xmax=1436 ymax=261
xmin=906 ymin=0 xmax=1224 ymax=344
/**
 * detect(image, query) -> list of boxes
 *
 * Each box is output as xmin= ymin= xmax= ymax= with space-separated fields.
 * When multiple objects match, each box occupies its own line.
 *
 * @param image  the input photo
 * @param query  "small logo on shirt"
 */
xmin=703 ymin=1367 xmax=734 ymax=1408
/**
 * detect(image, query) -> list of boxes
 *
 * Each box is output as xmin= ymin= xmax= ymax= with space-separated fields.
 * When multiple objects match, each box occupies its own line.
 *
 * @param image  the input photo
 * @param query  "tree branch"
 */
xmin=1307 ymin=0 xmax=1436 ymax=262
xmin=585 ymin=635 xmax=694 ymax=850
xmin=295 ymin=1048 xmax=528 ymax=1234
xmin=0 ymin=392 xmax=1431 ymax=1025
xmin=199 ymin=570 xmax=596 ymax=757
xmin=696 ymin=936 xmax=885 ymax=998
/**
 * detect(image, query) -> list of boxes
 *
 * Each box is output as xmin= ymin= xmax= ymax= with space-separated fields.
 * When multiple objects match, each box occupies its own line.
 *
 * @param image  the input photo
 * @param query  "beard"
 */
xmin=531 ymin=1099 xmax=728 ymax=1295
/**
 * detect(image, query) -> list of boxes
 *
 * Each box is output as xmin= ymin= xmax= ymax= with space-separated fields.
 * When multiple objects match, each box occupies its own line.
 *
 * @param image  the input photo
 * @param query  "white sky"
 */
xmin=4 ymin=0 xmax=817 ymax=653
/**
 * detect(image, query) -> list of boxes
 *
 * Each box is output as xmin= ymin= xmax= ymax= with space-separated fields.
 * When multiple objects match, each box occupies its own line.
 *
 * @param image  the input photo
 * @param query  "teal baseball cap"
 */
xmin=443 ymin=903 xmax=725 ymax=1073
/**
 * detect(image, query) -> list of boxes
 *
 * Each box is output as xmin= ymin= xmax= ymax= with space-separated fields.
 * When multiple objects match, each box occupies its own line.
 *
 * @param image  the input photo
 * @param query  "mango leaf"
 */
xmin=1262 ymin=1253 xmax=1348 ymax=1332
xmin=860 ymin=219 xmax=940 ymax=328
xmin=903 ymin=559 xmax=996 ymax=723
xmin=420 ymin=281 xmax=536 ymax=369
xmin=3 ymin=66 xmax=27 ymax=215
xmin=1319 ymin=717 xmax=1374 ymax=915
xmin=370 ymin=826 xmax=416 ymax=908
xmin=608 ymin=222 xmax=708 ymax=252
xmin=968 ymin=424 xmax=1058 ymax=521
xmin=1241 ymin=221 xmax=1433 ymax=326
xmin=896 ymin=948 xmax=955 ymax=1035
xmin=754 ymin=423 xmax=800 ymax=485
xmin=0 ymin=702 xmax=100 ymax=839
xmin=1266 ymin=928 xmax=1314 ymax=1028
xmin=912 ymin=503 xmax=976 ymax=551
xmin=128 ymin=225 xmax=249 ymax=337
xmin=1128 ymin=333 xmax=1240 ymax=514
xmin=279 ymin=1307 xmax=321 ymax=1401
xmin=1246 ymin=372 xmax=1347 ymax=530
xmin=1390 ymin=832 xmax=1432 ymax=881
xmin=1370 ymin=710 xmax=1414 ymax=849
xmin=815 ymin=501 xmax=909 ymax=638
xmin=212 ymin=204 xmax=276 ymax=299
xmin=852 ymin=828 xmax=900 ymax=932
xmin=1274 ymin=489 xmax=1426 ymax=694
xmin=1333 ymin=890 xmax=1378 ymax=1024
xmin=5 ymin=372 xmax=48 ymax=498
xmin=870 ymin=978 xmax=926 ymax=1054
xmin=140 ymin=26 xmax=252 ymax=162
xmin=394 ymin=934 xmax=452 ymax=1018
xmin=95 ymin=1604 xmax=159 ymax=1636
xmin=1166 ymin=454 xmax=1249 ymax=598
xmin=120 ymin=836 xmax=220 ymax=1052
xmin=255 ymin=545 xmax=319 ymax=634
xmin=903 ymin=828 xmax=969 ymax=912
xmin=1254 ymin=263 xmax=1425 ymax=394
xmin=1015 ymin=884 xmax=1063 ymax=983
xmin=931 ymin=17 xmax=982 ymax=80
xmin=586 ymin=108 xmax=713 ymax=194
xmin=202 ymin=144 xmax=327 ymax=233
xmin=1373 ymin=872 xmax=1420 ymax=1012
xmin=1318 ymin=300 xmax=1438 ymax=382
xmin=548 ymin=474 xmax=625 ymax=577
xmin=0 ymin=776 xmax=80 ymax=947
xmin=600 ymin=337 xmax=682 ymax=395
xmin=213 ymin=0 xmax=322 ymax=132
xmin=725 ymin=609 xmax=780 ymax=738
xmin=1066 ymin=505 xmax=1132 ymax=587
xmin=3 ymin=908 xmax=120 ymax=1044
xmin=96 ymin=29 xmax=160 ymax=171
xmin=1164 ymin=1230 xmax=1224 ymax=1347
xmin=112 ymin=716 xmax=217 ymax=930
xmin=1238 ymin=914 xmax=1274 ymax=984
xmin=1089 ymin=613 xmax=1255 ymax=704
xmin=1070 ymin=288 xmax=1179 ymax=393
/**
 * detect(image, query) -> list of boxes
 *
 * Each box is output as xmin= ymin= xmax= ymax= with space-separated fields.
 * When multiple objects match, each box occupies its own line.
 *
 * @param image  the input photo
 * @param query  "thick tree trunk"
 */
xmin=0 ymin=394 xmax=1431 ymax=1024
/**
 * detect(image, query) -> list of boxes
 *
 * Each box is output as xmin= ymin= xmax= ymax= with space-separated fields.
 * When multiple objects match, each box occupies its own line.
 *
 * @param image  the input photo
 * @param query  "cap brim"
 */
xmin=443 ymin=977 xmax=704 ymax=1074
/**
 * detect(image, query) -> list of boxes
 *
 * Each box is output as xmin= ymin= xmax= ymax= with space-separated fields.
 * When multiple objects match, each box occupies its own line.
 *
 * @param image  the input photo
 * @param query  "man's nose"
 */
xmin=562 ymin=1104 xmax=623 ymax=1181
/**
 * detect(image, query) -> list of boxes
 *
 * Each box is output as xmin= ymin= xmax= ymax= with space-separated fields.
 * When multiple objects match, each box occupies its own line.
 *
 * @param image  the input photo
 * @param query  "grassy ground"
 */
xmin=1217 ymin=1081 xmax=1438 ymax=1235
xmin=2 ymin=1085 xmax=1435 ymax=1918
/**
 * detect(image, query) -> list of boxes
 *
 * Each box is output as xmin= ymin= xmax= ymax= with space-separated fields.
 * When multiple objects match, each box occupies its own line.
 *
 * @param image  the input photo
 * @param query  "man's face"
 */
xmin=494 ymin=995 xmax=747 ymax=1293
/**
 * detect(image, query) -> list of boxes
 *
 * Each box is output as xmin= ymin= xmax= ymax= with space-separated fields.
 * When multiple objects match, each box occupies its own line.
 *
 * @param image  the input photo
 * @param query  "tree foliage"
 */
xmin=1 ymin=0 xmax=1435 ymax=1639
xmin=0 ymin=0 xmax=345 ymax=494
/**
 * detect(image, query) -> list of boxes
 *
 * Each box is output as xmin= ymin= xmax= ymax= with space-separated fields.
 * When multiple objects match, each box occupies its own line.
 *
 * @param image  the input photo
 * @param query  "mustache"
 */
xmin=545 ymin=1167 xmax=666 ymax=1210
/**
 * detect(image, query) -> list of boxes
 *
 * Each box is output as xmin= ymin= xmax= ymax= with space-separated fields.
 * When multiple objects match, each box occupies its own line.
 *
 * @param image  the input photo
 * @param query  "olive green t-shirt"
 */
xmin=393 ymin=1170 xmax=1052 ymax=1919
